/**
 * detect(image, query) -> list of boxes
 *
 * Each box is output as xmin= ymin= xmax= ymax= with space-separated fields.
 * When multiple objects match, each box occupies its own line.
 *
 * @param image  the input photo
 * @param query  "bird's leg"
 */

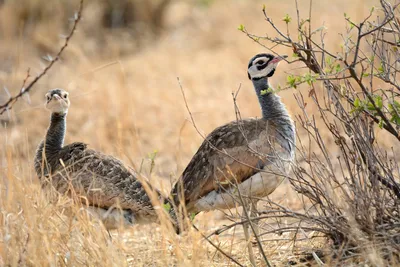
xmin=251 ymin=161 xmax=264 ymax=237
xmin=250 ymin=199 xmax=260 ymax=237
xmin=242 ymin=200 xmax=257 ymax=267
xmin=107 ymin=229 xmax=113 ymax=241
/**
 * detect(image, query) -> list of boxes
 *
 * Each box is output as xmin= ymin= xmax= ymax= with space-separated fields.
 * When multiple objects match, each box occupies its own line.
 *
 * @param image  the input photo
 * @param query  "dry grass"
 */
xmin=1 ymin=0 xmax=398 ymax=266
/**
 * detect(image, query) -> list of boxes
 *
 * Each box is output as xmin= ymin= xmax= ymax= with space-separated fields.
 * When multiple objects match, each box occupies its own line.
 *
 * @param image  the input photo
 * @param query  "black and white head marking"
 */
xmin=247 ymin=53 xmax=287 ymax=80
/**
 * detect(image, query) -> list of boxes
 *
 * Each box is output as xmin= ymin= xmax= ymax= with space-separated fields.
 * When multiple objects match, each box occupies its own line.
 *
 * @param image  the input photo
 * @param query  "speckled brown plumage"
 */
xmin=34 ymin=89 xmax=164 ymax=225
xmin=35 ymin=143 xmax=158 ymax=221
xmin=172 ymin=117 xmax=294 ymax=212
xmin=170 ymin=53 xmax=296 ymax=214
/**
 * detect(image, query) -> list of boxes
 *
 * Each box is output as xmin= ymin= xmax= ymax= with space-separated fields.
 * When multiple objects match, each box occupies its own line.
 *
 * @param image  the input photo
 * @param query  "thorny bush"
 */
xmin=237 ymin=0 xmax=400 ymax=264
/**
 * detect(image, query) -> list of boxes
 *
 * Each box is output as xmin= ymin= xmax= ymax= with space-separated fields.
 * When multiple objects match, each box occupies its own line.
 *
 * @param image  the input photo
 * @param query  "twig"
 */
xmin=191 ymin=224 xmax=245 ymax=267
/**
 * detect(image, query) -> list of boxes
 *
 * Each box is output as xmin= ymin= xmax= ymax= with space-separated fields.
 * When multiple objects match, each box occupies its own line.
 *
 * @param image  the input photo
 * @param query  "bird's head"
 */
xmin=45 ymin=88 xmax=70 ymax=114
xmin=247 ymin=53 xmax=287 ymax=80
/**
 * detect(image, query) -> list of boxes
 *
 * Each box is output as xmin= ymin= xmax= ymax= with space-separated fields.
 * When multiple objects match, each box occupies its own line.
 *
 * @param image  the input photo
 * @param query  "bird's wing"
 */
xmin=173 ymin=119 xmax=290 ymax=207
xmin=51 ymin=143 xmax=154 ymax=214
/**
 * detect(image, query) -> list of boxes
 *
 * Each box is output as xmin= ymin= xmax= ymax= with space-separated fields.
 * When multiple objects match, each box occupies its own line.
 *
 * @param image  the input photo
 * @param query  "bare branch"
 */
xmin=0 ymin=0 xmax=84 ymax=115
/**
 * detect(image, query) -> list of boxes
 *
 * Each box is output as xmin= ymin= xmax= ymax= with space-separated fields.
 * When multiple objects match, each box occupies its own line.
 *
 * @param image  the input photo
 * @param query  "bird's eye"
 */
xmin=256 ymin=60 xmax=265 ymax=65
xmin=63 ymin=94 xmax=68 ymax=99
xmin=46 ymin=95 xmax=51 ymax=101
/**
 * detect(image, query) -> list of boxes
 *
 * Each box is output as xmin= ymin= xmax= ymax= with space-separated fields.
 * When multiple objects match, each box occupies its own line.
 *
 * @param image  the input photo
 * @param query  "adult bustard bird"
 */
xmin=34 ymin=89 xmax=168 ymax=228
xmin=171 ymin=53 xmax=295 ymax=232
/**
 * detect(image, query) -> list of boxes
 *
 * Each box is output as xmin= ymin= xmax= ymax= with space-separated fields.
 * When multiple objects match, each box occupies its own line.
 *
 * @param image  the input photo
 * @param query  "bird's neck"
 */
xmin=46 ymin=113 xmax=67 ymax=151
xmin=36 ymin=112 xmax=67 ymax=172
xmin=252 ymin=77 xmax=296 ymax=154
xmin=252 ymin=78 xmax=290 ymax=120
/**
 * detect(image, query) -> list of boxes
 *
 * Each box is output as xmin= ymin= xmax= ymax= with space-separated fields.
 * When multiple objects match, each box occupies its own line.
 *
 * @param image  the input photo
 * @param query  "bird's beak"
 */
xmin=53 ymin=94 xmax=61 ymax=101
xmin=270 ymin=55 xmax=288 ymax=64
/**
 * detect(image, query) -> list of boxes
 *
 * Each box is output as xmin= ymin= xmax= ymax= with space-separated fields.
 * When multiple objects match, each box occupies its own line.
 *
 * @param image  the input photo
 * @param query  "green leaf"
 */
xmin=389 ymin=100 xmax=400 ymax=126
xmin=287 ymin=75 xmax=297 ymax=89
xmin=394 ymin=100 xmax=400 ymax=109
xmin=368 ymin=56 xmax=375 ymax=63
xmin=378 ymin=63 xmax=385 ymax=74
xmin=369 ymin=56 xmax=375 ymax=63
xmin=378 ymin=119 xmax=384 ymax=129
xmin=148 ymin=150 xmax=158 ymax=160
xmin=326 ymin=56 xmax=332 ymax=66
xmin=365 ymin=95 xmax=383 ymax=112
xmin=335 ymin=63 xmax=341 ymax=73
xmin=366 ymin=101 xmax=375 ymax=111
xmin=303 ymin=73 xmax=316 ymax=85
xmin=374 ymin=95 xmax=383 ymax=109
xmin=283 ymin=14 xmax=292 ymax=24
xmin=351 ymin=98 xmax=363 ymax=114
xmin=261 ymin=87 xmax=274 ymax=95
xmin=163 ymin=203 xmax=171 ymax=212
xmin=389 ymin=100 xmax=400 ymax=112
xmin=238 ymin=24 xmax=245 ymax=31
xmin=189 ymin=212 xmax=196 ymax=221
xmin=268 ymin=87 xmax=274 ymax=93
xmin=354 ymin=98 xmax=361 ymax=108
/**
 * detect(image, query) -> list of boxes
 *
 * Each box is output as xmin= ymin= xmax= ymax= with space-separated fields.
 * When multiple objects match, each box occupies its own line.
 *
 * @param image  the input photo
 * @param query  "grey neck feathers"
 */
xmin=35 ymin=113 xmax=67 ymax=174
xmin=252 ymin=77 xmax=296 ymax=152
xmin=252 ymin=77 xmax=290 ymax=120
xmin=45 ymin=113 xmax=66 ymax=153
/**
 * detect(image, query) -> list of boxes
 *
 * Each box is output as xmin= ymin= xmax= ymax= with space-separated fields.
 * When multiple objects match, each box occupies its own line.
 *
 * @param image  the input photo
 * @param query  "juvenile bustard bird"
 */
xmin=34 ymin=89 xmax=168 ymax=228
xmin=171 ymin=53 xmax=295 ymax=232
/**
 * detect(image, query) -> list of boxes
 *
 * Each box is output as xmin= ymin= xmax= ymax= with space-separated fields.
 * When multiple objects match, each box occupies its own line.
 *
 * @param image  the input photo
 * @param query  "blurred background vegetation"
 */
xmin=0 ymin=0 xmax=375 ymax=176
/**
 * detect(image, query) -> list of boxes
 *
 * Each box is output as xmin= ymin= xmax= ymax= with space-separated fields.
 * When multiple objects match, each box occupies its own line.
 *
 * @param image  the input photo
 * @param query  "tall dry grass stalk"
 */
xmin=1 ymin=145 xmax=128 ymax=266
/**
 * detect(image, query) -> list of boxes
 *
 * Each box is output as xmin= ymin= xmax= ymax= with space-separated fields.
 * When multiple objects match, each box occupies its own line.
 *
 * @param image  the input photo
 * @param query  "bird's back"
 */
xmin=37 ymin=142 xmax=157 ymax=220
xmin=172 ymin=117 xmax=294 ymax=210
